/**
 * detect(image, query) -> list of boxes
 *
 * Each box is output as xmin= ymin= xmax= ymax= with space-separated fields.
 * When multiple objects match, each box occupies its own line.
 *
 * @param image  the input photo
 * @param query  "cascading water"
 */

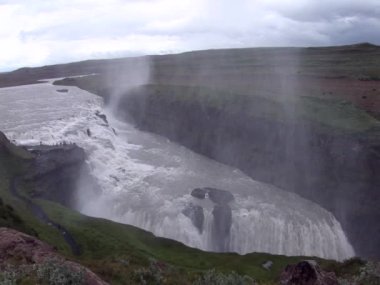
xmin=0 ymin=81 xmax=355 ymax=260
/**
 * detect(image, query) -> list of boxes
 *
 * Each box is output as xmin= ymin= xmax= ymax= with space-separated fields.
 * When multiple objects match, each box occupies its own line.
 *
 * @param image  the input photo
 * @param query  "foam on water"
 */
xmin=0 ymin=82 xmax=355 ymax=260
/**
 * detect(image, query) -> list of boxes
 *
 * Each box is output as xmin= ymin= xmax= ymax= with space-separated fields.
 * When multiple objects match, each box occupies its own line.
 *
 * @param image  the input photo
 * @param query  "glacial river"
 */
xmin=0 ymin=81 xmax=355 ymax=260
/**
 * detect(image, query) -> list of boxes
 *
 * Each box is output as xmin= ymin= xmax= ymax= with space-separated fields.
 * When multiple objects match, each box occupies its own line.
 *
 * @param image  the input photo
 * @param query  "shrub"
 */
xmin=0 ymin=259 xmax=85 ymax=285
xmin=132 ymin=259 xmax=165 ymax=285
xmin=193 ymin=269 xmax=256 ymax=285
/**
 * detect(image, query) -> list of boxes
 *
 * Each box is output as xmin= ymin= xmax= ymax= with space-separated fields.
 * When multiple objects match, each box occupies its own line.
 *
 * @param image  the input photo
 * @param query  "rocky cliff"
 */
xmin=2 ymin=44 xmax=380 ymax=260
xmin=114 ymin=85 xmax=380 ymax=259
xmin=50 ymin=44 xmax=380 ymax=259
xmin=24 ymin=144 xmax=100 ymax=208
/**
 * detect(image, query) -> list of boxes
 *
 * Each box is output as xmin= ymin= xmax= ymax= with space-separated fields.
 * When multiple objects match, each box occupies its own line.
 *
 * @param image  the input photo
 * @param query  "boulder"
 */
xmin=262 ymin=260 xmax=273 ymax=270
xmin=280 ymin=260 xmax=338 ymax=285
xmin=191 ymin=187 xmax=234 ymax=204
xmin=0 ymin=131 xmax=34 ymax=159
xmin=191 ymin=188 xmax=207 ymax=199
xmin=182 ymin=204 xmax=204 ymax=233
xmin=206 ymin=188 xmax=234 ymax=204
xmin=0 ymin=228 xmax=108 ymax=285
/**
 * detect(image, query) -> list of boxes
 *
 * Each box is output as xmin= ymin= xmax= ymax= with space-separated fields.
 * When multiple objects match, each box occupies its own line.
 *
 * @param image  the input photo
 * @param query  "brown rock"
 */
xmin=0 ymin=227 xmax=108 ymax=285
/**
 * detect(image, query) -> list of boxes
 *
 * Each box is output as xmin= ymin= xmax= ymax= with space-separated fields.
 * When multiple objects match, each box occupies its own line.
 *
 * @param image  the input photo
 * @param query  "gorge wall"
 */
xmin=110 ymin=85 xmax=380 ymax=259
xmin=7 ymin=43 xmax=380 ymax=259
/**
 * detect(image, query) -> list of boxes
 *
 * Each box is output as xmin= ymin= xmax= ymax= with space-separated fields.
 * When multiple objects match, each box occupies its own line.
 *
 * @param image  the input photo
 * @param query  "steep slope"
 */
xmin=50 ymin=44 xmax=380 ymax=259
xmin=1 ymin=130 xmax=349 ymax=284
xmin=1 ymin=43 xmax=379 ymax=260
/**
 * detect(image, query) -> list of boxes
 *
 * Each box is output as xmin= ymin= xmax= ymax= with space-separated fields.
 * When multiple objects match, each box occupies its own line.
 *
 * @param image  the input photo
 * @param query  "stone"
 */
xmin=191 ymin=188 xmax=207 ymax=199
xmin=280 ymin=260 xmax=338 ymax=285
xmin=262 ymin=260 xmax=273 ymax=270
xmin=206 ymin=188 xmax=234 ymax=204
xmin=191 ymin=187 xmax=234 ymax=204
xmin=95 ymin=111 xmax=109 ymax=125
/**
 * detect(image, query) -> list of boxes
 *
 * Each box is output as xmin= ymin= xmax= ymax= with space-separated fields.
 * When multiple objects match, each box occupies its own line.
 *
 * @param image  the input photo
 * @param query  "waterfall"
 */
xmin=0 ymin=82 xmax=355 ymax=261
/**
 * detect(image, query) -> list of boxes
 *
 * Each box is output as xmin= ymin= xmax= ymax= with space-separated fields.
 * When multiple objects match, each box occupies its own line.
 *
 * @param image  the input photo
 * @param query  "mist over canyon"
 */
xmin=0 ymin=44 xmax=379 ymax=285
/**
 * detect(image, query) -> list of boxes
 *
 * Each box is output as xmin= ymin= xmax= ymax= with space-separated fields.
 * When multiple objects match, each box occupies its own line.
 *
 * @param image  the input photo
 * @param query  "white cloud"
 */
xmin=0 ymin=0 xmax=379 ymax=71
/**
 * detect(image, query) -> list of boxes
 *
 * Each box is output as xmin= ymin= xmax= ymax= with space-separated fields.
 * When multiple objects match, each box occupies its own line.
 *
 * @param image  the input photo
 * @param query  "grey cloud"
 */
xmin=1 ymin=0 xmax=380 ymax=71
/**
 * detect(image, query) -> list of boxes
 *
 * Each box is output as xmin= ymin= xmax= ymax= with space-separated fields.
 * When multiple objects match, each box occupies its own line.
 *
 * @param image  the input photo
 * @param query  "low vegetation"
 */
xmin=1 ymin=133 xmax=372 ymax=284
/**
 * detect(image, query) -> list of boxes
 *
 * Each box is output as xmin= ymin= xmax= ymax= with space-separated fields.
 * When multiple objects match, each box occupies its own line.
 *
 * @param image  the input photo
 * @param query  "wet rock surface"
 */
xmin=0 ymin=228 xmax=108 ymax=285
xmin=280 ymin=260 xmax=338 ymax=285
xmin=191 ymin=188 xmax=207 ymax=199
xmin=191 ymin=187 xmax=234 ymax=204
xmin=211 ymin=204 xmax=232 ymax=251
xmin=182 ymin=203 xmax=204 ymax=233
xmin=207 ymin=188 xmax=234 ymax=204
xmin=24 ymin=144 xmax=100 ymax=208
xmin=56 ymin=88 xmax=68 ymax=93
xmin=119 ymin=88 xmax=380 ymax=258
xmin=95 ymin=111 xmax=109 ymax=126
xmin=189 ymin=187 xmax=234 ymax=251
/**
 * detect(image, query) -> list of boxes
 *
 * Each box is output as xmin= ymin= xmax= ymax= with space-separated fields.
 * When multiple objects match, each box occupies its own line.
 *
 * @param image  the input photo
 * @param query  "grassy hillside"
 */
xmin=2 ymin=43 xmax=380 ymax=118
xmin=52 ymin=45 xmax=380 ymax=259
xmin=0 ymin=132 xmax=368 ymax=284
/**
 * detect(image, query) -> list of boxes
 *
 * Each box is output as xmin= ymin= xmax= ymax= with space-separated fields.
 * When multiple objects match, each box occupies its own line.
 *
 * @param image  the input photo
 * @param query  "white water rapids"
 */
xmin=0 ymin=82 xmax=355 ymax=260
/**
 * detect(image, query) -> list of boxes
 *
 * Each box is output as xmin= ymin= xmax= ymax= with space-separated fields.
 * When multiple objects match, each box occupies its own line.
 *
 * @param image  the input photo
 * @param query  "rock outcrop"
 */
xmin=23 ymin=144 xmax=82 ymax=207
xmin=211 ymin=204 xmax=232 ymax=251
xmin=280 ymin=260 xmax=338 ymax=285
xmin=0 ymin=131 xmax=34 ymax=160
xmin=0 ymin=227 xmax=108 ymax=285
xmin=189 ymin=187 xmax=234 ymax=251
xmin=115 ymin=87 xmax=380 ymax=259
xmin=191 ymin=187 xmax=234 ymax=204
xmin=22 ymin=144 xmax=100 ymax=208
xmin=182 ymin=203 xmax=204 ymax=233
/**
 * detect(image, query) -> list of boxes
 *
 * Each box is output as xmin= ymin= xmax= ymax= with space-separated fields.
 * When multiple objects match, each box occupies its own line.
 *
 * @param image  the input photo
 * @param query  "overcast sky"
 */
xmin=1 ymin=0 xmax=380 ymax=71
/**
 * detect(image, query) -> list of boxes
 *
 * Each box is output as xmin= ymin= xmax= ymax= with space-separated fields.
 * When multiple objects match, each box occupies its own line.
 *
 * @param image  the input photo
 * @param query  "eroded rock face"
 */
xmin=280 ymin=260 xmax=338 ymax=285
xmin=116 ymin=86 xmax=380 ymax=258
xmin=95 ymin=111 xmax=109 ymax=126
xmin=207 ymin=188 xmax=234 ymax=205
xmin=191 ymin=188 xmax=207 ymax=199
xmin=23 ymin=144 xmax=101 ymax=208
xmin=182 ymin=204 xmax=204 ymax=233
xmin=191 ymin=187 xmax=234 ymax=204
xmin=0 ymin=227 xmax=108 ymax=285
xmin=188 ymin=187 xmax=235 ymax=252
xmin=212 ymin=204 xmax=232 ymax=252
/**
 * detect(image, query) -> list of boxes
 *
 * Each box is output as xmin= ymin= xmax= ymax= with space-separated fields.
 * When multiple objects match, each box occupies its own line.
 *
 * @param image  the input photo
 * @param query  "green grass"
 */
xmin=55 ymin=72 xmax=380 ymax=133
xmin=137 ymin=84 xmax=380 ymax=132
xmin=39 ymin=199 xmax=328 ymax=283
xmin=298 ymin=96 xmax=380 ymax=132
xmin=0 ymin=144 xmax=303 ymax=284
xmin=0 ymin=135 xmax=367 ymax=284
xmin=0 ymin=149 xmax=72 ymax=254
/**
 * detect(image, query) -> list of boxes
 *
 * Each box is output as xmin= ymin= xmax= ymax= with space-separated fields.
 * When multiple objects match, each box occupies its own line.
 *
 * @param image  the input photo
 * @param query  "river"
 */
xmin=0 ymin=81 xmax=355 ymax=260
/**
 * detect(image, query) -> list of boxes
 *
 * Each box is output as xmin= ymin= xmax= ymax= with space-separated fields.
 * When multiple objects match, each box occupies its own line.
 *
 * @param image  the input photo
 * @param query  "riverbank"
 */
xmin=2 ymin=130 xmax=366 ymax=284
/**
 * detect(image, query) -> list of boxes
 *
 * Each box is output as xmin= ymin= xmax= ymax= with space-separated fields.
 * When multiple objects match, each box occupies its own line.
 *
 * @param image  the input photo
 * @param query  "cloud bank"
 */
xmin=1 ymin=0 xmax=379 ymax=70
